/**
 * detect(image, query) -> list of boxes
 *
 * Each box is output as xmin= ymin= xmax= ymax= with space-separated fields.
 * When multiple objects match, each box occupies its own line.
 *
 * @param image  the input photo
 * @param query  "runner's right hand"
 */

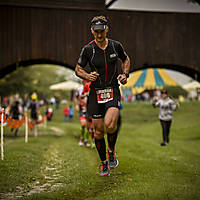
xmin=89 ymin=71 xmax=99 ymax=82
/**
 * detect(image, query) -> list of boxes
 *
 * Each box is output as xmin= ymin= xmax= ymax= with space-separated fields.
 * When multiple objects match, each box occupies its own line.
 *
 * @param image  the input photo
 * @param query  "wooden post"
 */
xmin=43 ymin=116 xmax=47 ymax=128
xmin=1 ymin=109 xmax=4 ymax=160
xmin=34 ymin=123 xmax=37 ymax=137
xmin=25 ymin=111 xmax=28 ymax=143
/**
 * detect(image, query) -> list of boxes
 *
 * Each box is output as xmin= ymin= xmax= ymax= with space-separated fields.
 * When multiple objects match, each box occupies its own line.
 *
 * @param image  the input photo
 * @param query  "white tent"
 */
xmin=182 ymin=81 xmax=200 ymax=91
xmin=49 ymin=80 xmax=81 ymax=90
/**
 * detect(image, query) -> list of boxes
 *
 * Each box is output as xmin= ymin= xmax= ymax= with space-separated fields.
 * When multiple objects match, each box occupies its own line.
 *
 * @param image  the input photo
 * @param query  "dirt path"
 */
xmin=0 ymin=134 xmax=66 ymax=199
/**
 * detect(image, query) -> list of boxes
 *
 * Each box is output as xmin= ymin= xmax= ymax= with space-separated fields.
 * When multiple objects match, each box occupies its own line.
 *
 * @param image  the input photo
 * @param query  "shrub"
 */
xmin=163 ymin=86 xmax=188 ymax=98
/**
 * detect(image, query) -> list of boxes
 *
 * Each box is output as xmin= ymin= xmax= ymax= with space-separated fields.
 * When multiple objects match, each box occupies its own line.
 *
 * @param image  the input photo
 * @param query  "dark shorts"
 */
xmin=86 ymin=112 xmax=92 ymax=124
xmin=31 ymin=112 xmax=38 ymax=120
xmin=87 ymin=87 xmax=121 ymax=119
xmin=79 ymin=110 xmax=86 ymax=118
xmin=79 ymin=105 xmax=86 ymax=118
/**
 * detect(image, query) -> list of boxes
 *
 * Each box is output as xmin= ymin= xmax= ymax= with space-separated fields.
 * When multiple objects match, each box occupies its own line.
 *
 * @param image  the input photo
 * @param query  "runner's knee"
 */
xmin=106 ymin=126 xmax=117 ymax=134
xmin=94 ymin=130 xmax=104 ymax=139
xmin=105 ymin=116 xmax=117 ymax=131
xmin=80 ymin=120 xmax=86 ymax=127
xmin=105 ymin=122 xmax=117 ymax=133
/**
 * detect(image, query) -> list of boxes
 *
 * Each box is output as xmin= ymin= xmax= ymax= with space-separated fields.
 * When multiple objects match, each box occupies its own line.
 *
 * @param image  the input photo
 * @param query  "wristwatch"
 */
xmin=123 ymin=72 xmax=129 ymax=78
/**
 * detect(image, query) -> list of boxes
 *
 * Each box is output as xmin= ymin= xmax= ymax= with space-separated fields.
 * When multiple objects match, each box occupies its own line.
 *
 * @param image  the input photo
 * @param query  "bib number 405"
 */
xmin=96 ymin=88 xmax=113 ymax=104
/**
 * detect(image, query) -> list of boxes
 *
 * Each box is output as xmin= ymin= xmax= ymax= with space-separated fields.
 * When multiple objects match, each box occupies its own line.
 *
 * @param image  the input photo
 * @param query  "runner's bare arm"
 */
xmin=122 ymin=55 xmax=130 ymax=74
xmin=117 ymin=56 xmax=130 ymax=85
xmin=75 ymin=64 xmax=99 ymax=82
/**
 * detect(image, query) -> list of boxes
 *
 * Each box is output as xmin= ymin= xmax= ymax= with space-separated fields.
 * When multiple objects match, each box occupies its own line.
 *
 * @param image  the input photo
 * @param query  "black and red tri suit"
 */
xmin=77 ymin=39 xmax=128 ymax=118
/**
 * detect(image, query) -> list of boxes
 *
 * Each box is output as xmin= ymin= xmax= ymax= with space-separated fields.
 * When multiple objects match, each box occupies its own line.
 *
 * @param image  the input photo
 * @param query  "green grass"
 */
xmin=0 ymin=102 xmax=200 ymax=200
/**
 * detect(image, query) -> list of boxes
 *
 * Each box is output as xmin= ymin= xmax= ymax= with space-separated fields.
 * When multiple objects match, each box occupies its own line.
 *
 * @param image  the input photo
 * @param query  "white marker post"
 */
xmin=34 ymin=124 xmax=38 ymax=137
xmin=1 ymin=109 xmax=4 ymax=160
xmin=25 ymin=111 xmax=28 ymax=143
xmin=43 ymin=116 xmax=47 ymax=128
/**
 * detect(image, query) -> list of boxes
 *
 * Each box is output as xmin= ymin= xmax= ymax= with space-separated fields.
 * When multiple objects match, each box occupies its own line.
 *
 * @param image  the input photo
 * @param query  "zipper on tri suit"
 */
xmin=104 ymin=50 xmax=108 ymax=82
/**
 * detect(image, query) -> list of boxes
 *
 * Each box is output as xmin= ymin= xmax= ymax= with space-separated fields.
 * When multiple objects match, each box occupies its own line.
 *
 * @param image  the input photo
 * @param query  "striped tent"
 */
xmin=121 ymin=68 xmax=178 ymax=95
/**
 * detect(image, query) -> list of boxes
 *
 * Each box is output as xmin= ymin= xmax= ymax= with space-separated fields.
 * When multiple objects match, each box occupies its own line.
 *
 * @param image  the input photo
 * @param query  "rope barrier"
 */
xmin=0 ymin=109 xmax=47 ymax=160
xmin=1 ymin=109 xmax=4 ymax=160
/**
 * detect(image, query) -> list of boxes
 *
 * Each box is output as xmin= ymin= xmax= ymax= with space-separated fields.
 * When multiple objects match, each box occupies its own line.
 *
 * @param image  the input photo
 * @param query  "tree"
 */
xmin=188 ymin=0 xmax=200 ymax=5
xmin=0 ymin=64 xmax=72 ymax=98
xmin=163 ymin=86 xmax=188 ymax=98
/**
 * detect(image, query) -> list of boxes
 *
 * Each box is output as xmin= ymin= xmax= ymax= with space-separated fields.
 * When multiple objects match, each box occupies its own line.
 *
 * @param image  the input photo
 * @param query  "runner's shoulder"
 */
xmin=85 ymin=40 xmax=95 ymax=49
xmin=81 ymin=41 xmax=94 ymax=53
xmin=109 ymin=39 xmax=123 ymax=47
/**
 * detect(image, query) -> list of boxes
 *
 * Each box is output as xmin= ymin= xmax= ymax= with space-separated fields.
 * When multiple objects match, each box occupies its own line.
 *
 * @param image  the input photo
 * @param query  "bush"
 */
xmin=163 ymin=86 xmax=188 ymax=98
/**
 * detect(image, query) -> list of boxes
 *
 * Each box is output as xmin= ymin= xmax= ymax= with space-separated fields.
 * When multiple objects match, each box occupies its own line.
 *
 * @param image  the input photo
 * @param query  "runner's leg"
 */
xmin=87 ymin=121 xmax=95 ymax=147
xmin=79 ymin=118 xmax=86 ymax=146
xmin=104 ymin=107 xmax=119 ymax=152
xmin=93 ymin=118 xmax=106 ymax=161
xmin=104 ymin=107 xmax=119 ymax=169
xmin=166 ymin=120 xmax=172 ymax=143
xmin=160 ymin=120 xmax=167 ymax=145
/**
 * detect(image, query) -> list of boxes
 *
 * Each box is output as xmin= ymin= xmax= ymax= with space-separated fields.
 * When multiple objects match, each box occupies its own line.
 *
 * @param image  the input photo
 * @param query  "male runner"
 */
xmin=74 ymin=80 xmax=90 ymax=147
xmin=75 ymin=15 xmax=130 ymax=176
xmin=82 ymin=80 xmax=95 ymax=148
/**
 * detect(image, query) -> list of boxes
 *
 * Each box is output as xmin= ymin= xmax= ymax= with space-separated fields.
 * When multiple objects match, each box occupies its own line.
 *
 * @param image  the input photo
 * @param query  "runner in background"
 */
xmin=10 ymin=100 xmax=22 ymax=136
xmin=29 ymin=93 xmax=39 ymax=137
xmin=74 ymin=80 xmax=90 ymax=147
xmin=82 ymin=80 xmax=95 ymax=148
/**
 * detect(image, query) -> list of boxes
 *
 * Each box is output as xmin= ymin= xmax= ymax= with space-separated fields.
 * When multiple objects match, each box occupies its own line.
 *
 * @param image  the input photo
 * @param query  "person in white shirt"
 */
xmin=152 ymin=90 xmax=179 ymax=146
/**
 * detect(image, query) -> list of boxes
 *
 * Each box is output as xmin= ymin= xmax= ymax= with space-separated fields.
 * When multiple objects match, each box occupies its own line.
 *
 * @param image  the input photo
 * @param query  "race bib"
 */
xmin=96 ymin=88 xmax=113 ymax=104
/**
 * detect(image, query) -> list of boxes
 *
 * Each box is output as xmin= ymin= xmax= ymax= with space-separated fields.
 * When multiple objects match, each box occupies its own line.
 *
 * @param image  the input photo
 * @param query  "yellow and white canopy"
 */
xmin=182 ymin=80 xmax=200 ymax=91
xmin=121 ymin=68 xmax=178 ymax=94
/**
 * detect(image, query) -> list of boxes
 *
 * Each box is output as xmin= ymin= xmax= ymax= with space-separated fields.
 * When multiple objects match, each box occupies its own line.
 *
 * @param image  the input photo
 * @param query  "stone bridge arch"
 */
xmin=0 ymin=59 xmax=74 ymax=79
xmin=0 ymin=1 xmax=200 ymax=81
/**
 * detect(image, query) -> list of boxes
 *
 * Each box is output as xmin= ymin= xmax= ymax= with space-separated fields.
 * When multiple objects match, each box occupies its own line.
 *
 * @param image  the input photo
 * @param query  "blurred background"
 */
xmin=0 ymin=1 xmax=200 ymax=199
xmin=0 ymin=0 xmax=200 ymax=107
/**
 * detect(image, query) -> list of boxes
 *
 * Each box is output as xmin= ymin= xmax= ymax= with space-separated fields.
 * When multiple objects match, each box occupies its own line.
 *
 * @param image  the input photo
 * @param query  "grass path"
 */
xmin=0 ymin=102 xmax=200 ymax=200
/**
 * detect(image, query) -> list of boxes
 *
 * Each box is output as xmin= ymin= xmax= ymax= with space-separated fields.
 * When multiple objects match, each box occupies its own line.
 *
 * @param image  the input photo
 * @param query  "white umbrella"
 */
xmin=182 ymin=81 xmax=200 ymax=91
xmin=49 ymin=80 xmax=81 ymax=90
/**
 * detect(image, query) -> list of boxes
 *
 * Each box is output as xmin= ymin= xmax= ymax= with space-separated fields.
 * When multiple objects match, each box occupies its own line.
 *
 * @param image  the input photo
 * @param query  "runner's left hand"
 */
xmin=117 ymin=74 xmax=127 ymax=85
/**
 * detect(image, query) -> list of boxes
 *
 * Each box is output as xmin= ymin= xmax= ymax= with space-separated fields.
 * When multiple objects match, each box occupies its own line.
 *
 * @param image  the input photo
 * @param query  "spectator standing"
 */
xmin=152 ymin=90 xmax=179 ymax=146
xmin=46 ymin=105 xmax=53 ymax=121
xmin=29 ymin=95 xmax=39 ymax=137
xmin=63 ymin=105 xmax=70 ymax=122
xmin=69 ymin=105 xmax=74 ymax=121
xmin=10 ymin=100 xmax=22 ymax=136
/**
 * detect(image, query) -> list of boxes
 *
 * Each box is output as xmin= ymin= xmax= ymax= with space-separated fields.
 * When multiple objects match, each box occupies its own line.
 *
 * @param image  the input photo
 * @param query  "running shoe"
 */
xmin=84 ymin=141 xmax=91 ymax=147
xmin=91 ymin=143 xmax=96 ymax=149
xmin=100 ymin=161 xmax=110 ymax=176
xmin=78 ymin=138 xmax=84 ymax=146
xmin=166 ymin=137 xmax=170 ymax=143
xmin=108 ymin=150 xmax=119 ymax=169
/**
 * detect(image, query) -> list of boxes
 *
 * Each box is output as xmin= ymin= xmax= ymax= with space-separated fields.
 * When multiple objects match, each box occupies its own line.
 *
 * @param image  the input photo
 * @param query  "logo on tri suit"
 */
xmin=110 ymin=53 xmax=117 ymax=58
xmin=93 ymin=114 xmax=102 ymax=118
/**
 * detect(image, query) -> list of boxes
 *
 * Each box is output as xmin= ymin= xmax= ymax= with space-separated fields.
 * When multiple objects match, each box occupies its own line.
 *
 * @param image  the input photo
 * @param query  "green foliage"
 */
xmin=0 ymin=64 xmax=71 ymax=98
xmin=188 ymin=0 xmax=200 ymax=5
xmin=163 ymin=85 xmax=188 ymax=98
